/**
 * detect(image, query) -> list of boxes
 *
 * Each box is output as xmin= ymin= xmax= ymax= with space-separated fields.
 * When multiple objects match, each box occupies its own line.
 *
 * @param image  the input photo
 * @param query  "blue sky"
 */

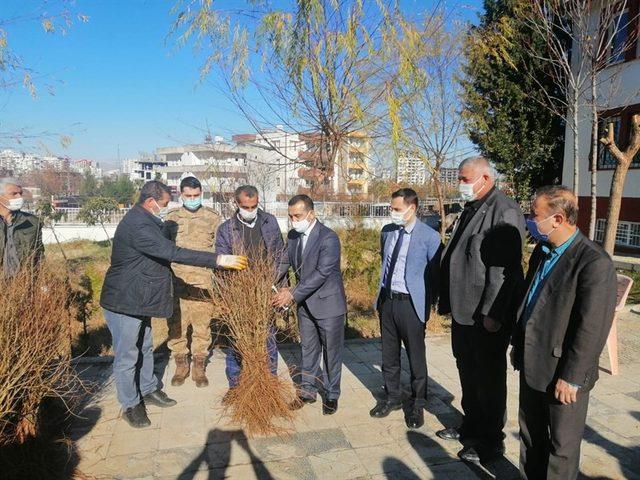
xmin=1 ymin=0 xmax=483 ymax=169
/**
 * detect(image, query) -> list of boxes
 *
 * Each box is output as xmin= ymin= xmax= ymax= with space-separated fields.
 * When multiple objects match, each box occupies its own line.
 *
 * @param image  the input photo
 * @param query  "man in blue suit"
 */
xmin=370 ymin=188 xmax=441 ymax=429
xmin=273 ymin=194 xmax=347 ymax=415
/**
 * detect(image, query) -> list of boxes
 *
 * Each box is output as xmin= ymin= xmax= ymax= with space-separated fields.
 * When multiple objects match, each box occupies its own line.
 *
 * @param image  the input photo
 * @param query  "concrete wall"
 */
xmin=42 ymin=217 xmax=394 ymax=246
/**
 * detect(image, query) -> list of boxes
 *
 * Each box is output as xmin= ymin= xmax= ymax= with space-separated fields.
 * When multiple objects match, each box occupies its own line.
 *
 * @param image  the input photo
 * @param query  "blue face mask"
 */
xmin=526 ymin=215 xmax=556 ymax=243
xmin=183 ymin=197 xmax=202 ymax=211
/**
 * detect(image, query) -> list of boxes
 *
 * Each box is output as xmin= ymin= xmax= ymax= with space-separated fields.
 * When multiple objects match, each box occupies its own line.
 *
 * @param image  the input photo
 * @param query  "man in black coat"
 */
xmin=512 ymin=186 xmax=616 ymax=480
xmin=100 ymin=181 xmax=247 ymax=428
xmin=437 ymin=156 xmax=526 ymax=462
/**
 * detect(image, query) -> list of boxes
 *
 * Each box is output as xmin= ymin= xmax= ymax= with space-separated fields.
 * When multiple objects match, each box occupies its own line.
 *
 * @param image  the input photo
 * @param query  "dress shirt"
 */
xmin=381 ymin=218 xmax=417 ymax=294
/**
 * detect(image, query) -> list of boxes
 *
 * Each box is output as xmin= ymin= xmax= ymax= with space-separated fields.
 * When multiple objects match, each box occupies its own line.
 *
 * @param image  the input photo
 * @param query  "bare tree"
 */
xmin=583 ymin=1 xmax=638 ymax=239
xmin=171 ymin=0 xmax=430 ymax=197
xmin=388 ymin=13 xmax=464 ymax=239
xmin=599 ymin=113 xmax=640 ymax=255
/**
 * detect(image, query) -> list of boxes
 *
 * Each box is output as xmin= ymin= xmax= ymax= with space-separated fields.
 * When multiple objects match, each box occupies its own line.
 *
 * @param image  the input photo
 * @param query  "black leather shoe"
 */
xmin=369 ymin=400 xmax=402 ymax=418
xmin=289 ymin=395 xmax=316 ymax=410
xmin=323 ymin=399 xmax=338 ymax=415
xmin=406 ymin=408 xmax=424 ymax=429
xmin=436 ymin=427 xmax=461 ymax=441
xmin=123 ymin=403 xmax=151 ymax=428
xmin=458 ymin=446 xmax=481 ymax=463
xmin=143 ymin=389 xmax=177 ymax=408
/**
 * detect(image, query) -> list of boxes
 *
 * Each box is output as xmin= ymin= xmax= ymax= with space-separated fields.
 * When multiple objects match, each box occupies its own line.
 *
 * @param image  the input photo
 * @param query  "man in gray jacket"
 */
xmin=437 ymin=157 xmax=525 ymax=462
xmin=100 ymin=181 xmax=247 ymax=428
xmin=273 ymin=194 xmax=347 ymax=415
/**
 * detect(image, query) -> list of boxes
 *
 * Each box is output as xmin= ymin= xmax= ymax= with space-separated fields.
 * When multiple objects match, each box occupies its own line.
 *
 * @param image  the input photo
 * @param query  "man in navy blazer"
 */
xmin=273 ymin=194 xmax=347 ymax=415
xmin=369 ymin=188 xmax=441 ymax=429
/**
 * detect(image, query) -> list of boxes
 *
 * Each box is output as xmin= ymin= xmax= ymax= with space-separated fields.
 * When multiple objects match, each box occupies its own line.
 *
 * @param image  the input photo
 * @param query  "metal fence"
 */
xmin=46 ymin=200 xmax=460 ymax=225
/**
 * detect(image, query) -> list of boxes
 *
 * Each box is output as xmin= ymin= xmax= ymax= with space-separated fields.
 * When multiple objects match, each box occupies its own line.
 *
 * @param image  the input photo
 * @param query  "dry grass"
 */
xmin=0 ymin=264 xmax=83 ymax=446
xmin=211 ymin=248 xmax=296 ymax=436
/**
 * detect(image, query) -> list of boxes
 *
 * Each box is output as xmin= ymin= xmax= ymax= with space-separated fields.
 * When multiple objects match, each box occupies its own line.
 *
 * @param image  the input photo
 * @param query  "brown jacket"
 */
xmin=164 ymin=206 xmax=221 ymax=289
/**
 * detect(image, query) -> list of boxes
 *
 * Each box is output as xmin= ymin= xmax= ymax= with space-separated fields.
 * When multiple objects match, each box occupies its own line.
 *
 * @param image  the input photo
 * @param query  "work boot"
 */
xmin=171 ymin=354 xmax=190 ymax=387
xmin=192 ymin=355 xmax=209 ymax=388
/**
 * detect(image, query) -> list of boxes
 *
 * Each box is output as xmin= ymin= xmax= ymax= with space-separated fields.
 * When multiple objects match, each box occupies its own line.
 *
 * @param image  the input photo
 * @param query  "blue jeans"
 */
xmin=104 ymin=309 xmax=158 ymax=409
xmin=225 ymin=327 xmax=278 ymax=388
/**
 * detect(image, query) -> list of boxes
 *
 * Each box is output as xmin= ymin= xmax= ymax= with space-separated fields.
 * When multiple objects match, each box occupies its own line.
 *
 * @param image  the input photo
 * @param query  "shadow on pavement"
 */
xmin=178 ymin=429 xmax=274 ymax=480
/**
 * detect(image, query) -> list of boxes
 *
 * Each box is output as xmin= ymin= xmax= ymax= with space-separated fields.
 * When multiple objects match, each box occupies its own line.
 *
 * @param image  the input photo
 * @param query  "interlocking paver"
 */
xmin=71 ymin=308 xmax=640 ymax=479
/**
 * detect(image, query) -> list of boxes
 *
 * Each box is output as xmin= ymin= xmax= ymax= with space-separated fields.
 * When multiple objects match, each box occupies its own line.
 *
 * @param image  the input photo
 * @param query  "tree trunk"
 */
xmin=588 ymin=74 xmax=598 ymax=240
xmin=600 ymin=114 xmax=640 ymax=256
xmin=100 ymin=220 xmax=112 ymax=247
xmin=602 ymin=161 xmax=631 ymax=255
xmin=433 ymin=174 xmax=446 ymax=240
xmin=572 ymin=89 xmax=580 ymax=196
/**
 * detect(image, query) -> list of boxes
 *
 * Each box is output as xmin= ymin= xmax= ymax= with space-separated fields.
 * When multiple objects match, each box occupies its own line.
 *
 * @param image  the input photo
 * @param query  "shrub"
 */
xmin=0 ymin=265 xmax=82 ymax=445
xmin=211 ymin=248 xmax=296 ymax=436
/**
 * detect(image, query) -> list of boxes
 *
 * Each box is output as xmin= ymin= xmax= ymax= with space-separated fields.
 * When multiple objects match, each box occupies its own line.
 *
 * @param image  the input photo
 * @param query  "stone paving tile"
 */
xmin=71 ymin=313 xmax=640 ymax=480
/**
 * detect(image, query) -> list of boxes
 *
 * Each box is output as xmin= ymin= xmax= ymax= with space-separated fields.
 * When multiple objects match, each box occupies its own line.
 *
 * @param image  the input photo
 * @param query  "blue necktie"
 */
xmin=384 ymin=227 xmax=405 ymax=296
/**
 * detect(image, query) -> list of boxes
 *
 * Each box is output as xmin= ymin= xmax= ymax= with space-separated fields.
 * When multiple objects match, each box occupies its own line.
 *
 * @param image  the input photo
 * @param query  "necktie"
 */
xmin=384 ymin=227 xmax=405 ymax=297
xmin=296 ymin=234 xmax=304 ymax=270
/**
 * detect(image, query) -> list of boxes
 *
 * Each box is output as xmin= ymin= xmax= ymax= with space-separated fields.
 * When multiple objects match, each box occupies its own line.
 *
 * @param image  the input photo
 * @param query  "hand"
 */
xmin=216 ymin=254 xmax=249 ymax=271
xmin=272 ymin=288 xmax=294 ymax=309
xmin=554 ymin=378 xmax=579 ymax=405
xmin=483 ymin=316 xmax=502 ymax=332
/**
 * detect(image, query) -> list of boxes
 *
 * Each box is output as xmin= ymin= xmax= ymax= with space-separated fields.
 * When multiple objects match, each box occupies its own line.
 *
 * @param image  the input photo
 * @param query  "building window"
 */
xmin=598 ymin=103 xmax=640 ymax=170
xmin=595 ymin=218 xmax=640 ymax=247
xmin=609 ymin=8 xmax=631 ymax=64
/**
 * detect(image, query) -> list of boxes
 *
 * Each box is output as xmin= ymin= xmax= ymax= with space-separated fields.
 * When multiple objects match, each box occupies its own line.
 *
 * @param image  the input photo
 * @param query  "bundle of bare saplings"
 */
xmin=0 ymin=264 xmax=80 ymax=446
xmin=211 ymin=247 xmax=296 ymax=436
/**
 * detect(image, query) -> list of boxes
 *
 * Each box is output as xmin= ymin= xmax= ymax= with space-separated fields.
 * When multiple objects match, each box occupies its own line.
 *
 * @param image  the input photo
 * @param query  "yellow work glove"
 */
xmin=216 ymin=254 xmax=249 ymax=271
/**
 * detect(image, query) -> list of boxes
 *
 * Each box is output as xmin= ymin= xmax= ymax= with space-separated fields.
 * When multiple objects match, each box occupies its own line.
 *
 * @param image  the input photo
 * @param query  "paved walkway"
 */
xmin=71 ymin=308 xmax=640 ymax=480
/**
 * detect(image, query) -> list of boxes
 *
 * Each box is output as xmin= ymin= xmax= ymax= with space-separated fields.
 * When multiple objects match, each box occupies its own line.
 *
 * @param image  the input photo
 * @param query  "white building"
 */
xmin=562 ymin=2 xmax=640 ymax=252
xmin=0 ymin=149 xmax=69 ymax=174
xmin=122 ymin=156 xmax=168 ymax=183
xmin=397 ymin=153 xmax=427 ymax=185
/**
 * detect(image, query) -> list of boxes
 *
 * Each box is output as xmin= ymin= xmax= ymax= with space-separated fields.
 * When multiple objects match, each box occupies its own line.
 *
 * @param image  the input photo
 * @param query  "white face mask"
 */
xmin=3 ymin=197 xmax=24 ymax=212
xmin=390 ymin=207 xmax=411 ymax=226
xmin=292 ymin=211 xmax=312 ymax=234
xmin=458 ymin=175 xmax=486 ymax=202
xmin=238 ymin=207 xmax=258 ymax=222
xmin=152 ymin=199 xmax=169 ymax=220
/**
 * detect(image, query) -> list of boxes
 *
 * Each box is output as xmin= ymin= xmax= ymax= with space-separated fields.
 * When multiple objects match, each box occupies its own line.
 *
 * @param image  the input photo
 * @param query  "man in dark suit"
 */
xmin=512 ymin=186 xmax=616 ymax=480
xmin=369 ymin=188 xmax=441 ymax=429
xmin=273 ymin=194 xmax=347 ymax=415
xmin=437 ymin=156 xmax=526 ymax=462
xmin=101 ymin=181 xmax=248 ymax=428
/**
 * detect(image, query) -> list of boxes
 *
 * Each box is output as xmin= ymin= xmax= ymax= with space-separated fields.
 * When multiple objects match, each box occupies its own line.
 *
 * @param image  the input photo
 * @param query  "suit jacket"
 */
xmin=278 ymin=220 xmax=347 ymax=319
xmin=440 ymin=189 xmax=525 ymax=327
xmin=374 ymin=220 xmax=442 ymax=323
xmin=512 ymin=231 xmax=617 ymax=392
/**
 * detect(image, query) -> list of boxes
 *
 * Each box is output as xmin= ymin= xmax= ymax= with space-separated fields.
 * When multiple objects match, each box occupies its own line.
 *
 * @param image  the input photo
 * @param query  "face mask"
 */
xmin=238 ymin=207 xmax=258 ymax=222
xmin=3 ymin=197 xmax=24 ymax=212
xmin=152 ymin=199 xmax=169 ymax=220
xmin=390 ymin=207 xmax=411 ymax=226
xmin=292 ymin=211 xmax=311 ymax=234
xmin=526 ymin=215 xmax=557 ymax=243
xmin=183 ymin=197 xmax=202 ymax=211
xmin=459 ymin=176 xmax=486 ymax=202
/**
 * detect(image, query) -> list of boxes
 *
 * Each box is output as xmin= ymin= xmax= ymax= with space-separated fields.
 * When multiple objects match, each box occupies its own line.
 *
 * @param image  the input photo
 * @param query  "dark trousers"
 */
xmin=451 ymin=320 xmax=509 ymax=446
xmin=297 ymin=305 xmax=345 ymax=401
xmin=519 ymin=375 xmax=590 ymax=480
xmin=380 ymin=294 xmax=427 ymax=408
